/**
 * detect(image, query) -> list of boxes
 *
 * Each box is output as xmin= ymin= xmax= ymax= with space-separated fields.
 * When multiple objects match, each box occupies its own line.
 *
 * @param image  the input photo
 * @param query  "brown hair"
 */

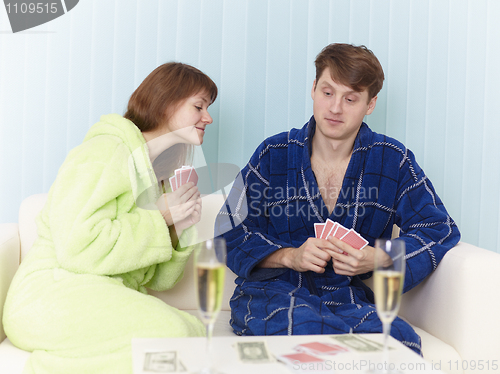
xmin=124 ymin=62 xmax=217 ymax=132
xmin=124 ymin=62 xmax=218 ymax=184
xmin=314 ymin=43 xmax=384 ymax=100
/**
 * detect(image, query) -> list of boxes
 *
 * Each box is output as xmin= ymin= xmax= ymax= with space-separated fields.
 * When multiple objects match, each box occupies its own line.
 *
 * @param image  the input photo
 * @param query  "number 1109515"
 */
xmin=5 ymin=2 xmax=58 ymax=14
xmin=446 ymin=360 xmax=498 ymax=371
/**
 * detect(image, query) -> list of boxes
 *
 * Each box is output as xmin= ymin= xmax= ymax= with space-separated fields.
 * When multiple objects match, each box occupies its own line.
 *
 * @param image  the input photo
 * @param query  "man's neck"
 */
xmin=311 ymin=133 xmax=355 ymax=164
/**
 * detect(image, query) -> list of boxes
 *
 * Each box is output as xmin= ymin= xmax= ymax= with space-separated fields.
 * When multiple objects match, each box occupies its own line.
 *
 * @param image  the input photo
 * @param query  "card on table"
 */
xmin=294 ymin=342 xmax=349 ymax=356
xmin=277 ymin=352 xmax=325 ymax=366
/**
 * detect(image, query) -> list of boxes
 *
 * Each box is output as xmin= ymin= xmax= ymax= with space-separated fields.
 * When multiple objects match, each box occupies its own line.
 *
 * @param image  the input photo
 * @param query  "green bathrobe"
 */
xmin=3 ymin=114 xmax=204 ymax=374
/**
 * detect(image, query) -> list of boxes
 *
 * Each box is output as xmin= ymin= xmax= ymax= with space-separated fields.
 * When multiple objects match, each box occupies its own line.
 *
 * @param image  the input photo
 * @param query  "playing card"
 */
xmin=179 ymin=167 xmax=192 ymax=186
xmin=332 ymin=224 xmax=349 ymax=239
xmin=169 ymin=175 xmax=178 ymax=191
xmin=277 ymin=352 xmax=324 ymax=365
xmin=186 ymin=168 xmax=198 ymax=185
xmin=323 ymin=222 xmax=339 ymax=239
xmin=339 ymin=229 xmax=369 ymax=250
xmin=320 ymin=219 xmax=335 ymax=239
xmin=169 ymin=166 xmax=198 ymax=192
xmin=175 ymin=168 xmax=182 ymax=184
xmin=294 ymin=342 xmax=349 ymax=356
xmin=314 ymin=223 xmax=325 ymax=238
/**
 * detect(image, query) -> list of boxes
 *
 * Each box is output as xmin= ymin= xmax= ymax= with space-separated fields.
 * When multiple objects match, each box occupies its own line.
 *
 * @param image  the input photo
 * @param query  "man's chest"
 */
xmin=311 ymin=159 xmax=349 ymax=215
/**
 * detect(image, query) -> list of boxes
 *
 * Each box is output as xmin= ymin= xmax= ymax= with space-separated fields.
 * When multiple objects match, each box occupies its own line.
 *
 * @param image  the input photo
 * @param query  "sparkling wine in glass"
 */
xmin=194 ymin=238 xmax=226 ymax=374
xmin=371 ymin=238 xmax=406 ymax=374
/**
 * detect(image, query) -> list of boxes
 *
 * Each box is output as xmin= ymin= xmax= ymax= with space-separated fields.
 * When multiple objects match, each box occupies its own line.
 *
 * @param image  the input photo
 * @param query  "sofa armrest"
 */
xmin=0 ymin=223 xmax=21 ymax=343
xmin=399 ymin=242 xmax=500 ymax=367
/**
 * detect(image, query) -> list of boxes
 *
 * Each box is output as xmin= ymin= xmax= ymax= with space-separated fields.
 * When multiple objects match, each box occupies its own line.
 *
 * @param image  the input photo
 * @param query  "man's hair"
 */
xmin=314 ymin=43 xmax=384 ymax=100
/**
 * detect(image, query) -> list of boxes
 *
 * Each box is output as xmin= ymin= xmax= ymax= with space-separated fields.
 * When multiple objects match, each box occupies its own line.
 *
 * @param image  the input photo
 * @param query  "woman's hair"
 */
xmin=314 ymin=43 xmax=384 ymax=101
xmin=124 ymin=62 xmax=217 ymax=184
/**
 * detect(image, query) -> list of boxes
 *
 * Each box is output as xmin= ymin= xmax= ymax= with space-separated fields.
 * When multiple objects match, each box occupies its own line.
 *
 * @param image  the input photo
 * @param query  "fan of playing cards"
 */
xmin=169 ymin=166 xmax=198 ymax=191
xmin=314 ymin=219 xmax=369 ymax=250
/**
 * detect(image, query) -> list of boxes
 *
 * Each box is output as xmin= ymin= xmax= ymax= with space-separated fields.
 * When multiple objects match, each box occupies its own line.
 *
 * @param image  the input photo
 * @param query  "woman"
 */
xmin=3 ymin=63 xmax=218 ymax=373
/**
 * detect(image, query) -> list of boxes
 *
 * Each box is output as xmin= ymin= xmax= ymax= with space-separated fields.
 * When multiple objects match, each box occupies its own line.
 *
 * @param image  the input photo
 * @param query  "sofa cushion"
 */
xmin=148 ymin=255 xmax=237 ymax=312
xmin=412 ymin=326 xmax=462 ymax=374
xmin=19 ymin=194 xmax=47 ymax=261
xmin=0 ymin=338 xmax=30 ymax=374
xmin=184 ymin=310 xmax=234 ymax=337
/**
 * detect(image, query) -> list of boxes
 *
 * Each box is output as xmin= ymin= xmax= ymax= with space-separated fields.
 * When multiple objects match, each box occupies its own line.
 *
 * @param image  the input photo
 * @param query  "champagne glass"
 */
xmin=194 ymin=238 xmax=226 ymax=374
xmin=372 ymin=238 xmax=406 ymax=374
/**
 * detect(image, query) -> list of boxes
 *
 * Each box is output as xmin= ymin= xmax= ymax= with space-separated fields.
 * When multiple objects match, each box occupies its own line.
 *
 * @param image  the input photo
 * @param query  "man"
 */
xmin=216 ymin=43 xmax=460 ymax=354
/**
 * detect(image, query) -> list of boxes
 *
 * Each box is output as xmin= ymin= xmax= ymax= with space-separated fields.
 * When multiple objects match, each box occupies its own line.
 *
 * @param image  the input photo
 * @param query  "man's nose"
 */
xmin=330 ymin=97 xmax=343 ymax=114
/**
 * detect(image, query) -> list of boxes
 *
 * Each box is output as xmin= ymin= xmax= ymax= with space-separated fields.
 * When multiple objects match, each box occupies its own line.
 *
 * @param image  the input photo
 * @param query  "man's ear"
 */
xmin=311 ymin=80 xmax=317 ymax=100
xmin=366 ymin=95 xmax=378 ymax=115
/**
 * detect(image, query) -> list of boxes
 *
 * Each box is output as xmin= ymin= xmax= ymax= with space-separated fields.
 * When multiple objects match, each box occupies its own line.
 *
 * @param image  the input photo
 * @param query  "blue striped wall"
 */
xmin=1 ymin=0 xmax=499 ymax=252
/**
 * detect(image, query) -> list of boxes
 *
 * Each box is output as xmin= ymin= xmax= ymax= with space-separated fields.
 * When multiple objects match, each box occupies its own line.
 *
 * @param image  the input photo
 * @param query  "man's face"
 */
xmin=311 ymin=68 xmax=377 ymax=145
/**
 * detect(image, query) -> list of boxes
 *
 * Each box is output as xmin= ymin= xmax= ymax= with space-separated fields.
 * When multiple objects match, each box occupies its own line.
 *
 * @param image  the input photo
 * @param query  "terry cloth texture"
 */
xmin=216 ymin=116 xmax=460 ymax=355
xmin=3 ymin=114 xmax=204 ymax=374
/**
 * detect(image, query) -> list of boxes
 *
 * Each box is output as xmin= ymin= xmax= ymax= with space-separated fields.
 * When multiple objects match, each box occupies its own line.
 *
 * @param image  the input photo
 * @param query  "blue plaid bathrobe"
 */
xmin=216 ymin=117 xmax=460 ymax=355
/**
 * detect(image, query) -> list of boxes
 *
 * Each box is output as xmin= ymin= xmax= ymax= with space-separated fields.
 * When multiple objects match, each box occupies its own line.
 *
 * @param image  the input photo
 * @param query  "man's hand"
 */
xmin=258 ymin=238 xmax=337 ymax=273
xmin=326 ymin=237 xmax=376 ymax=276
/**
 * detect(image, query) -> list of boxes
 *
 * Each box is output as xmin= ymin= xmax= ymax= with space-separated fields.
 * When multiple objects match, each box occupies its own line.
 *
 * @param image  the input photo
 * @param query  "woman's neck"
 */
xmin=142 ymin=130 xmax=178 ymax=164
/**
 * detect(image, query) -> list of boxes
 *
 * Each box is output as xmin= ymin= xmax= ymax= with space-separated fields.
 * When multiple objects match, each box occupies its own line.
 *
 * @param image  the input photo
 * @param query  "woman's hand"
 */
xmin=156 ymin=182 xmax=201 ymax=227
xmin=174 ymin=197 xmax=202 ymax=232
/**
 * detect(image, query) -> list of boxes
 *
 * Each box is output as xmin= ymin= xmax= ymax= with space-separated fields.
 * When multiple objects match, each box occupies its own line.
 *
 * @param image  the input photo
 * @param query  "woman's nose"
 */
xmin=203 ymin=111 xmax=213 ymax=124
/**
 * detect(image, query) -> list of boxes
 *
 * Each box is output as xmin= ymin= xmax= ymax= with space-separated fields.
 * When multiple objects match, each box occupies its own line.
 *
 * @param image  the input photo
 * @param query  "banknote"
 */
xmin=143 ymin=351 xmax=186 ymax=372
xmin=236 ymin=341 xmax=275 ymax=363
xmin=331 ymin=335 xmax=382 ymax=352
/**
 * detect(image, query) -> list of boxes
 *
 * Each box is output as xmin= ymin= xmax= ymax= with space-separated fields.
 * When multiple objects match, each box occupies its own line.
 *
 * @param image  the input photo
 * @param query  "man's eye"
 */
xmin=324 ymin=91 xmax=332 ymax=96
xmin=195 ymin=106 xmax=202 ymax=110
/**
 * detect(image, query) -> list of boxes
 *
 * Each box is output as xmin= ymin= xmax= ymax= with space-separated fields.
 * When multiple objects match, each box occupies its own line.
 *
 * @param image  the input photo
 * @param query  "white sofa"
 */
xmin=1 ymin=193 xmax=499 ymax=374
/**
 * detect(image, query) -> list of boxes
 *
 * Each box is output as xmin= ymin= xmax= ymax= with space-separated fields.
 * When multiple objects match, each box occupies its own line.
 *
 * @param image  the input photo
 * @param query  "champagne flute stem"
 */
xmin=382 ymin=321 xmax=391 ymax=373
xmin=206 ymin=322 xmax=214 ymax=354
xmin=204 ymin=321 xmax=215 ymax=372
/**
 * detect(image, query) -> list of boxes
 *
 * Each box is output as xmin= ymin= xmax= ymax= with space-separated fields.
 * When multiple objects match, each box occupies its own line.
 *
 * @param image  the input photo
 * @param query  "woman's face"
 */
xmin=165 ymin=91 xmax=213 ymax=145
